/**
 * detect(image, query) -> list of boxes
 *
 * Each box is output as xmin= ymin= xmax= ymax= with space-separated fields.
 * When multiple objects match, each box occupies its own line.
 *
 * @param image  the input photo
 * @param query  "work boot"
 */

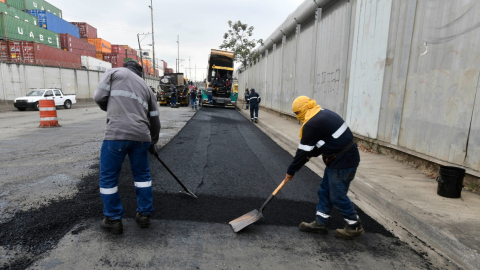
xmin=251 ymin=118 xmax=254 ymax=122
xmin=100 ymin=217 xmax=123 ymax=234
xmin=299 ymin=220 xmax=329 ymax=234
xmin=334 ymin=223 xmax=365 ymax=239
xmin=254 ymin=118 xmax=258 ymax=123
xmin=135 ymin=212 xmax=151 ymax=228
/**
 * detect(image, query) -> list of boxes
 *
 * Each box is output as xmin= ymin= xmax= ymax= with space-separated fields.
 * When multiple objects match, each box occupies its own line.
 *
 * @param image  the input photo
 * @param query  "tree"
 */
xmin=220 ymin=20 xmax=264 ymax=70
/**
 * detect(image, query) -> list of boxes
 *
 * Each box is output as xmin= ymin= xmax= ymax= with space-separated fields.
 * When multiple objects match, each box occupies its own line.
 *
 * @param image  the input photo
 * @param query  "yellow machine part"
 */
xmin=212 ymin=65 xmax=234 ymax=71
xmin=233 ymin=84 xmax=238 ymax=93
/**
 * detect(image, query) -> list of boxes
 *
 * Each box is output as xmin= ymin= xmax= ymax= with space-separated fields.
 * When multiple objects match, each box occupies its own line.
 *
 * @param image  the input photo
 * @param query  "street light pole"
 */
xmin=149 ymin=0 xmax=156 ymax=77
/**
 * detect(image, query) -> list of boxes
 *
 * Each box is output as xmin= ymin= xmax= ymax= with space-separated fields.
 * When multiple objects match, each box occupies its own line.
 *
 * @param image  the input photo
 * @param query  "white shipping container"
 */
xmin=81 ymin=56 xmax=112 ymax=72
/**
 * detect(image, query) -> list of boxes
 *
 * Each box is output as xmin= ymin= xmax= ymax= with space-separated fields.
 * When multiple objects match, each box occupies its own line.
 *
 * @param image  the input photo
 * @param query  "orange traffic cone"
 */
xmin=38 ymin=100 xmax=61 ymax=128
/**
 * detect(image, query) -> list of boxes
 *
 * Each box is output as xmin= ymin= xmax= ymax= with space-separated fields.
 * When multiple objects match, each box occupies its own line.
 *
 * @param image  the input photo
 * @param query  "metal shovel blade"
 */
xmin=229 ymin=209 xmax=263 ymax=233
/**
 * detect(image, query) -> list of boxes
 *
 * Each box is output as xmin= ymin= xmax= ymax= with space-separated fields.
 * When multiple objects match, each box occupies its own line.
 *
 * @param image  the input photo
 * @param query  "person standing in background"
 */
xmin=244 ymin=88 xmax=250 ymax=110
xmin=248 ymin=89 xmax=261 ymax=123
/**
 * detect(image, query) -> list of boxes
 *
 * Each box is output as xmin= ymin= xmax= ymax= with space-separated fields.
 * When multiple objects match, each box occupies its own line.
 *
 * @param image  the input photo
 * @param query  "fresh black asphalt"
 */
xmin=0 ymin=107 xmax=436 ymax=270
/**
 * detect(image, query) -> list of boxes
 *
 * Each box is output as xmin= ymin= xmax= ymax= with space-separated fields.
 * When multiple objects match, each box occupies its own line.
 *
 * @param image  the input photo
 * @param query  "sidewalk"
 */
xmin=237 ymin=103 xmax=480 ymax=270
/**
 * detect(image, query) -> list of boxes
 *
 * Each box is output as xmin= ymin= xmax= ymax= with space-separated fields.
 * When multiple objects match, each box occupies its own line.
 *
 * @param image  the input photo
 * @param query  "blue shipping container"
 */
xmin=27 ymin=10 xmax=79 ymax=38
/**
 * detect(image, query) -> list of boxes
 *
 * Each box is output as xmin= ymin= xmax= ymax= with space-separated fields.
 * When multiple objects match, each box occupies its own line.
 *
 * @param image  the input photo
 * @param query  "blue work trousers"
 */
xmin=315 ymin=167 xmax=358 ymax=225
xmin=99 ymin=140 xmax=153 ymax=220
xmin=171 ymin=96 xmax=177 ymax=106
xmin=191 ymin=98 xmax=197 ymax=109
xmin=207 ymin=94 xmax=213 ymax=103
xmin=250 ymin=104 xmax=259 ymax=119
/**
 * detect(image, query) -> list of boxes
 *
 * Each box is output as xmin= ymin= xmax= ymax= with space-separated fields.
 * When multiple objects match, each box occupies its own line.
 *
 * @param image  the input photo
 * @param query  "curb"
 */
xmin=235 ymin=106 xmax=479 ymax=270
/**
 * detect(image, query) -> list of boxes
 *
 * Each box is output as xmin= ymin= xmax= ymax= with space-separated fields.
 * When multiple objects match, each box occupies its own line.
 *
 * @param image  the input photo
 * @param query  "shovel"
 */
xmin=229 ymin=178 xmax=289 ymax=233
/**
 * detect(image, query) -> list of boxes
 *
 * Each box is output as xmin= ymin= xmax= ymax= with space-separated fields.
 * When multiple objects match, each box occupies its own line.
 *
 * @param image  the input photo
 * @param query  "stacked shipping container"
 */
xmin=121 ymin=45 xmax=138 ymax=60
xmin=0 ymin=40 xmax=81 ymax=68
xmin=34 ymin=42 xmax=80 ymax=68
xmin=0 ymin=1 xmax=151 ymax=74
xmin=102 ymin=44 xmax=125 ymax=68
xmin=6 ymin=0 xmax=62 ymax=18
xmin=71 ymin=22 xmax=97 ymax=39
xmin=59 ymin=34 xmax=95 ymax=58
xmin=0 ymin=13 xmax=59 ymax=48
xmin=111 ymin=45 xmax=125 ymax=55
xmin=86 ymin=38 xmax=111 ymax=60
xmin=27 ymin=10 xmax=79 ymax=38
xmin=0 ymin=1 xmax=37 ymax=25
xmin=103 ymin=53 xmax=123 ymax=68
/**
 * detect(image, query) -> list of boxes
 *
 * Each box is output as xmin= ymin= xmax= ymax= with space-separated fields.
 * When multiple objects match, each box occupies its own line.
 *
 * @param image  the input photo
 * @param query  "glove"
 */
xmin=148 ymin=144 xmax=157 ymax=155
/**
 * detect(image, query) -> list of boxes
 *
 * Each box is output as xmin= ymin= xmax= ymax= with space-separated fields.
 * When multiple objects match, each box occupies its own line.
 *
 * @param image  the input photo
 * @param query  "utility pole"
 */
xmin=195 ymin=63 xmax=196 ymax=86
xmin=176 ymin=35 xmax=179 ymax=73
xmin=189 ymin=56 xmax=191 ymax=80
xmin=149 ymin=0 xmax=156 ymax=77
xmin=137 ymin=33 xmax=145 ymax=79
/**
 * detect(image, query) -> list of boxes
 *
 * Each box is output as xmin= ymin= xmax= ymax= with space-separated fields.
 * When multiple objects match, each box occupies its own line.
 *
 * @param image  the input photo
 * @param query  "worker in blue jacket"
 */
xmin=284 ymin=96 xmax=363 ymax=239
xmin=248 ymin=88 xmax=261 ymax=123
xmin=190 ymin=87 xmax=198 ymax=110
xmin=170 ymin=86 xmax=177 ymax=107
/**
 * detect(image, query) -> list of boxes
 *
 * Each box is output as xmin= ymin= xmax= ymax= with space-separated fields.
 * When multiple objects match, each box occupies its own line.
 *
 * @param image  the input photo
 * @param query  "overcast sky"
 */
xmin=48 ymin=0 xmax=304 ymax=81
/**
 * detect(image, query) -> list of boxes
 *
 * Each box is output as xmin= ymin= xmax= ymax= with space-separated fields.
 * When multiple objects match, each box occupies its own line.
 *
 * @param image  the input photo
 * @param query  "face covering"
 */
xmin=296 ymin=110 xmax=307 ymax=122
xmin=292 ymin=96 xmax=322 ymax=139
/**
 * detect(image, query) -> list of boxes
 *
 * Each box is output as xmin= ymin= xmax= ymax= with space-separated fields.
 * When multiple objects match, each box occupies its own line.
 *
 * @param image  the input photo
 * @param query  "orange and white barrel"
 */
xmin=38 ymin=100 xmax=61 ymax=128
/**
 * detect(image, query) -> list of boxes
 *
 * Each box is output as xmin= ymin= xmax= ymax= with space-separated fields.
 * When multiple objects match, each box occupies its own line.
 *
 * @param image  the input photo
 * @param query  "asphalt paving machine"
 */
xmin=201 ymin=49 xmax=237 ymax=108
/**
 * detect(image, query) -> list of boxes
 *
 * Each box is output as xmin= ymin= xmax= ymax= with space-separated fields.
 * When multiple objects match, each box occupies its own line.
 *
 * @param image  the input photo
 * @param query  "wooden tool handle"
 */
xmin=272 ymin=178 xmax=289 ymax=196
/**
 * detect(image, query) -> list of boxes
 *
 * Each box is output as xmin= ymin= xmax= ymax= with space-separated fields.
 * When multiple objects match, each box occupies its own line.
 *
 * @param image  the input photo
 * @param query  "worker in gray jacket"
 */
xmin=94 ymin=61 xmax=161 ymax=234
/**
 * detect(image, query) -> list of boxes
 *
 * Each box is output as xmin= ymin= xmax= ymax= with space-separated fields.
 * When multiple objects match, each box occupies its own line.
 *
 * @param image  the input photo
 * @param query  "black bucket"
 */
xmin=436 ymin=166 xmax=465 ymax=198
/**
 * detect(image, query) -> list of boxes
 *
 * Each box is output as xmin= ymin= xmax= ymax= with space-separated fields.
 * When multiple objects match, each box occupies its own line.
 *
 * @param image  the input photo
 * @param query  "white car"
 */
xmin=14 ymin=89 xmax=77 ymax=111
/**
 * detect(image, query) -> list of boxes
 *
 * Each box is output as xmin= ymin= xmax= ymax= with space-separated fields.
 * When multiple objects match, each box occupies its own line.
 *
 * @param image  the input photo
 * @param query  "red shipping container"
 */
xmin=0 ymin=41 xmax=34 ymax=64
xmin=111 ymin=45 xmax=126 ymax=55
xmin=33 ymin=43 xmax=81 ymax=69
xmin=59 ymin=34 xmax=96 ymax=58
xmin=103 ymin=53 xmax=124 ymax=68
xmin=0 ymin=41 xmax=8 ymax=62
xmin=125 ymin=47 xmax=137 ymax=60
xmin=8 ymin=41 xmax=34 ymax=64
xmin=0 ymin=41 xmax=81 ymax=68
xmin=71 ymin=22 xmax=97 ymax=39
xmin=129 ymin=54 xmax=138 ymax=61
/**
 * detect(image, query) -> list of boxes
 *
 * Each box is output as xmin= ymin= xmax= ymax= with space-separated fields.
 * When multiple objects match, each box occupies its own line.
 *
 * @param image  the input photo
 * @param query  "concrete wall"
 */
xmin=0 ymin=63 xmax=160 ymax=101
xmin=238 ymin=0 xmax=480 ymax=173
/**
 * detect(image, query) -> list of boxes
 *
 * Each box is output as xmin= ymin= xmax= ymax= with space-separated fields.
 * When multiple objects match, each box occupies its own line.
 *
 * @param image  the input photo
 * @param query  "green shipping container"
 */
xmin=0 ymin=13 xmax=59 ymax=48
xmin=0 ymin=2 xmax=38 ymax=26
xmin=5 ymin=0 xmax=62 ymax=18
